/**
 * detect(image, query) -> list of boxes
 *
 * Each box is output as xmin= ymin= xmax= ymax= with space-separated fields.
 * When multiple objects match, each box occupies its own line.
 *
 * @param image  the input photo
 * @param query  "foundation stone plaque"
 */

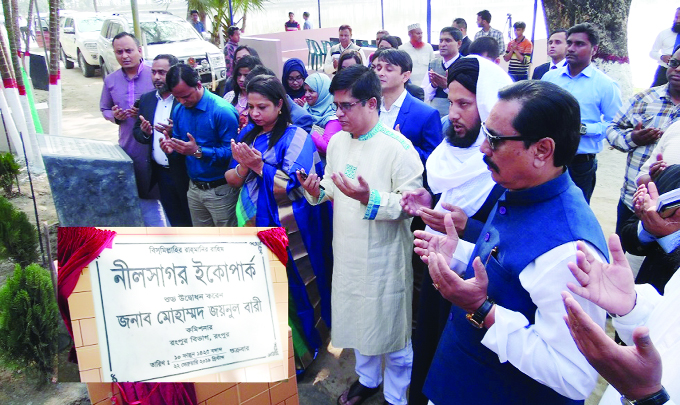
xmin=40 ymin=135 xmax=143 ymax=226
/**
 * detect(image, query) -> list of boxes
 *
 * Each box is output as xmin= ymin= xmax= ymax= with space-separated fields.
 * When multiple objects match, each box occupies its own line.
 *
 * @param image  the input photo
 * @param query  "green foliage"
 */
xmin=0 ymin=196 xmax=39 ymax=267
xmin=0 ymin=263 xmax=59 ymax=383
xmin=188 ymin=0 xmax=268 ymax=45
xmin=0 ymin=152 xmax=20 ymax=196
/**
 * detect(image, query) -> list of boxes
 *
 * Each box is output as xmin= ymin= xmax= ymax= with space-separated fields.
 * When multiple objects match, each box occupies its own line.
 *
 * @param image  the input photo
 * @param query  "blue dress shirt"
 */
xmin=542 ymin=63 xmax=622 ymax=155
xmin=171 ymin=89 xmax=239 ymax=182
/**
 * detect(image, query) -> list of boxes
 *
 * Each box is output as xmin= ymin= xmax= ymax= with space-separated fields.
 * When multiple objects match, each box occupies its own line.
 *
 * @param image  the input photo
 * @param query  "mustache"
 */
xmin=483 ymin=155 xmax=500 ymax=173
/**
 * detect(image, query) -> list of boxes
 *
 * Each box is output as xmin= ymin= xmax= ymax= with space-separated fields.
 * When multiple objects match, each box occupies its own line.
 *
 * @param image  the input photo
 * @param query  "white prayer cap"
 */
xmin=408 ymin=23 xmax=421 ymax=31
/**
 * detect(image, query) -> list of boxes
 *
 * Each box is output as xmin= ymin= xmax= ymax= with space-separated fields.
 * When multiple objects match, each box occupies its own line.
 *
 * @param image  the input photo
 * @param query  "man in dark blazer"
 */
xmin=453 ymin=18 xmax=471 ymax=56
xmin=531 ymin=29 xmax=568 ymax=80
xmin=133 ymin=54 xmax=193 ymax=226
xmin=620 ymin=165 xmax=680 ymax=294
xmin=373 ymin=48 xmax=442 ymax=167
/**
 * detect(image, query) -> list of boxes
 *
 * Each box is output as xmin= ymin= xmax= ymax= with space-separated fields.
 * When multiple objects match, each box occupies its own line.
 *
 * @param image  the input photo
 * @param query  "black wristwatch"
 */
xmin=466 ymin=298 xmax=494 ymax=329
xmin=193 ymin=145 xmax=202 ymax=158
xmin=580 ymin=123 xmax=588 ymax=135
xmin=621 ymin=387 xmax=670 ymax=405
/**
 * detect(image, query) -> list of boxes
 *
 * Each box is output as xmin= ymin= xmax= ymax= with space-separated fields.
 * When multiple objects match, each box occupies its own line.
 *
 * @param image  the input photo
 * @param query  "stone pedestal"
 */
xmin=40 ymin=134 xmax=144 ymax=226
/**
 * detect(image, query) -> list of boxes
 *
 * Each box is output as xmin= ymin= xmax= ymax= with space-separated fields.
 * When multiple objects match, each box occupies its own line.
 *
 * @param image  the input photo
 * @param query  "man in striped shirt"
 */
xmin=504 ymin=21 xmax=533 ymax=81
xmin=605 ymin=44 xmax=680 ymax=237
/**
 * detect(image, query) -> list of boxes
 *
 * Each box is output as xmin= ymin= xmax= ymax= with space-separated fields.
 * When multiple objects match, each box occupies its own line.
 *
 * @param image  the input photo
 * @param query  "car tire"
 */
xmin=100 ymin=58 xmax=108 ymax=80
xmin=78 ymin=51 xmax=96 ymax=78
xmin=61 ymin=47 xmax=74 ymax=69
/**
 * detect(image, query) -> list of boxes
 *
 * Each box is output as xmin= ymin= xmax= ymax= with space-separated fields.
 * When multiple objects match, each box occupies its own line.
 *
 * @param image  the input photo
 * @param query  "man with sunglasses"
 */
xmin=297 ymin=65 xmax=423 ymax=405
xmin=606 ymin=44 xmax=680 ymax=240
xmin=414 ymin=80 xmax=609 ymax=405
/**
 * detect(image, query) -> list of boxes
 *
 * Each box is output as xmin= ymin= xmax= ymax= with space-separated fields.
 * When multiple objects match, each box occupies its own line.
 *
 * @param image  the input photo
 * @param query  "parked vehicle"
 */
xmin=97 ymin=11 xmax=227 ymax=90
xmin=60 ymin=12 xmax=106 ymax=77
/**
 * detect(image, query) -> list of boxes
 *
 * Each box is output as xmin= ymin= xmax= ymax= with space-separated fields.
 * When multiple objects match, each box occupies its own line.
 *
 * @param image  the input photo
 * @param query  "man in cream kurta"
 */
xmin=298 ymin=65 xmax=423 ymax=405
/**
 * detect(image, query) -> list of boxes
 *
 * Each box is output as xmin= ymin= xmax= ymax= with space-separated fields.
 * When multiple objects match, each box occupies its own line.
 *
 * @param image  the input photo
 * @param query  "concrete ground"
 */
xmin=52 ymin=65 xmax=630 ymax=405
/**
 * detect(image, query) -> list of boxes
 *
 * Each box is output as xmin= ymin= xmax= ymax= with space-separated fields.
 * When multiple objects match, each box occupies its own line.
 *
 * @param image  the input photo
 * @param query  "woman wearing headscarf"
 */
xmin=282 ymin=58 xmax=308 ymax=107
xmin=303 ymin=73 xmax=341 ymax=156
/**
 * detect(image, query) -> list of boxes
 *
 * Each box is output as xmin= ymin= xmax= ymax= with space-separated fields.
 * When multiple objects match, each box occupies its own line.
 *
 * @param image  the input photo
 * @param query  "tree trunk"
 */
xmin=542 ymin=0 xmax=633 ymax=98
xmin=48 ymin=0 xmax=61 ymax=137
xmin=0 ymin=30 xmax=23 ymax=157
xmin=25 ymin=0 xmax=34 ymax=56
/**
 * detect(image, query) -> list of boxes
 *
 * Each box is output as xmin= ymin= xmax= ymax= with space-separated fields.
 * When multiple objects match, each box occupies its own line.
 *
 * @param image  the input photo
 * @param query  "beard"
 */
xmin=154 ymin=82 xmax=169 ymax=93
xmin=673 ymin=22 xmax=680 ymax=34
xmin=446 ymin=119 xmax=481 ymax=148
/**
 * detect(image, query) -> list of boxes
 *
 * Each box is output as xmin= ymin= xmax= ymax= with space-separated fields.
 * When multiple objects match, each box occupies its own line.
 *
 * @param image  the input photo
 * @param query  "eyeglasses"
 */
xmin=333 ymin=99 xmax=367 ymax=112
xmin=287 ymin=75 xmax=304 ymax=83
xmin=482 ymin=122 xmax=533 ymax=150
xmin=669 ymin=59 xmax=680 ymax=69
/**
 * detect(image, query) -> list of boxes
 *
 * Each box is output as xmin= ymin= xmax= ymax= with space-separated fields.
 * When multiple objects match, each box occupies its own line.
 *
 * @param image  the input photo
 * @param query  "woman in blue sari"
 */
xmin=225 ymin=74 xmax=332 ymax=373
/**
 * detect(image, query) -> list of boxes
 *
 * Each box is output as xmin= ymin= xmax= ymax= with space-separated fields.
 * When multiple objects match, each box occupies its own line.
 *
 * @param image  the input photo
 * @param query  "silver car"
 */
xmin=60 ymin=12 xmax=106 ymax=77
xmin=97 ymin=12 xmax=226 ymax=89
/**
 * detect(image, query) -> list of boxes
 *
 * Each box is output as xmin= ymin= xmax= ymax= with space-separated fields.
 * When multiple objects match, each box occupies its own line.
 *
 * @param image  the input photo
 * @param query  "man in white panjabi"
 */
xmin=297 ymin=65 xmax=423 ymax=405
xmin=400 ymin=55 xmax=513 ymax=405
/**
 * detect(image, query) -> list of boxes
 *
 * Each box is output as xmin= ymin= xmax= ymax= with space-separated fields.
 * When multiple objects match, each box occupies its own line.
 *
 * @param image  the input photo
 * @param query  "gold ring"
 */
xmin=433 ymin=283 xmax=440 ymax=291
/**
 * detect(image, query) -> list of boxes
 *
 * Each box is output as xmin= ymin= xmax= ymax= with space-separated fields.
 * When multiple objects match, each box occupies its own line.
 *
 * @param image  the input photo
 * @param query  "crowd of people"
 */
xmin=96 ymin=7 xmax=680 ymax=405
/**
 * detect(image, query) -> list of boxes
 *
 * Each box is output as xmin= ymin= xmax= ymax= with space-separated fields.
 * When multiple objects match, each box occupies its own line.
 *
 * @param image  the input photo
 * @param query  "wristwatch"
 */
xmin=193 ymin=145 xmax=202 ymax=158
xmin=466 ymin=298 xmax=494 ymax=329
xmin=580 ymin=123 xmax=588 ymax=135
xmin=621 ymin=387 xmax=670 ymax=405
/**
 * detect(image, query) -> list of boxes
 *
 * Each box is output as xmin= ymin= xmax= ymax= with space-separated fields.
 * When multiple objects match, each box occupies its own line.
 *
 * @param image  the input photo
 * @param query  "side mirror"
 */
xmin=201 ymin=32 xmax=211 ymax=41
xmin=64 ymin=27 xmax=75 ymax=34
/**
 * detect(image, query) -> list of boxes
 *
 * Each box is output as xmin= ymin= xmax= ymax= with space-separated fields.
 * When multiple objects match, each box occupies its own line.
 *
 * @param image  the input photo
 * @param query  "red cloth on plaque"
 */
xmin=57 ymin=227 xmax=117 ymax=362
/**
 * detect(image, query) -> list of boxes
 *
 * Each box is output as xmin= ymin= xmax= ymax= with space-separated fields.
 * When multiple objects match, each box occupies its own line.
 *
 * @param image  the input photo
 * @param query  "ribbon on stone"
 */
xmin=257 ymin=227 xmax=289 ymax=266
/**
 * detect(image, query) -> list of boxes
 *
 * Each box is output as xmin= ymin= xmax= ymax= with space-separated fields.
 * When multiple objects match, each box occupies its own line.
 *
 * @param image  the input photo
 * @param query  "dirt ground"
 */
xmin=0 ymin=62 xmax=632 ymax=404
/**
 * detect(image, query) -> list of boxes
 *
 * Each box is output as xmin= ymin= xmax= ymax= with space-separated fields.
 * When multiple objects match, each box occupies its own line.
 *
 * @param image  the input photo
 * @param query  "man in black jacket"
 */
xmin=531 ymin=30 xmax=567 ymax=80
xmin=452 ymin=18 xmax=471 ymax=56
xmin=621 ymin=165 xmax=680 ymax=293
xmin=133 ymin=54 xmax=192 ymax=226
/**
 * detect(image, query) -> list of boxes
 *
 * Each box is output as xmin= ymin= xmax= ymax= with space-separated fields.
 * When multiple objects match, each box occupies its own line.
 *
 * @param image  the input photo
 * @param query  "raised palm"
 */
xmin=413 ymin=213 xmax=459 ymax=265
xmin=566 ymin=234 xmax=637 ymax=316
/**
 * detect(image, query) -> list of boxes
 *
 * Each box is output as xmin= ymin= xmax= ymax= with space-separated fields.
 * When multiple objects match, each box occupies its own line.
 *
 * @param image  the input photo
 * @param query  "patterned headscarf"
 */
xmin=304 ymin=73 xmax=337 ymax=127
xmin=282 ymin=58 xmax=308 ymax=99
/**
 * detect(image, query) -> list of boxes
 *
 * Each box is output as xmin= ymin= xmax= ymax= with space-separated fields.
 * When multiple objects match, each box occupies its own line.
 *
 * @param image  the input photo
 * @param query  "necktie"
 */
xmin=551 ymin=65 xmax=557 ymax=69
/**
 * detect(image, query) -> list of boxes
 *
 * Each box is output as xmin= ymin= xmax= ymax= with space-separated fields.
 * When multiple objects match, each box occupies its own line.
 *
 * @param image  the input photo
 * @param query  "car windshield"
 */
xmin=78 ymin=18 xmax=105 ymax=32
xmin=141 ymin=20 xmax=200 ymax=45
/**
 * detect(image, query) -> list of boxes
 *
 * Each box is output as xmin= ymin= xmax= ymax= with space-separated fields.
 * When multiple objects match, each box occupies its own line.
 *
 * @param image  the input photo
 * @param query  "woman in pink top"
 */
xmin=303 ymin=73 xmax=341 ymax=157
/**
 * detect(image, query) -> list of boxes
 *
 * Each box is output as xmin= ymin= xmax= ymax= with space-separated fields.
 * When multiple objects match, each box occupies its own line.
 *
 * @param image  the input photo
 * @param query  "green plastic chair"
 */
xmin=305 ymin=39 xmax=318 ymax=69
xmin=322 ymin=40 xmax=334 ymax=55
xmin=309 ymin=39 xmax=326 ymax=70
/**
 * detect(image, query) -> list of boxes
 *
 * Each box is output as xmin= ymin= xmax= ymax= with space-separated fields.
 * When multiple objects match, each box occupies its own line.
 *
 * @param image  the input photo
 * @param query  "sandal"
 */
xmin=337 ymin=380 xmax=381 ymax=405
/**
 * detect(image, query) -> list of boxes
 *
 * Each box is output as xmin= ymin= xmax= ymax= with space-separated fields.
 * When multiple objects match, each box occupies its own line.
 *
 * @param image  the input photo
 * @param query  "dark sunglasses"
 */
xmin=482 ymin=122 xmax=533 ymax=150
